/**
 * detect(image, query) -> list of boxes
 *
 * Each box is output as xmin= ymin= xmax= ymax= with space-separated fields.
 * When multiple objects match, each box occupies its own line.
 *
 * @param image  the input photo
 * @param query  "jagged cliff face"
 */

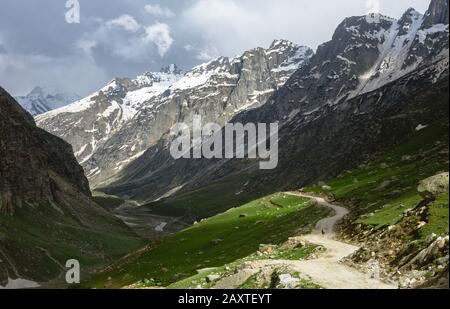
xmin=101 ymin=2 xmax=449 ymax=208
xmin=0 ymin=88 xmax=143 ymax=285
xmin=37 ymin=41 xmax=312 ymax=187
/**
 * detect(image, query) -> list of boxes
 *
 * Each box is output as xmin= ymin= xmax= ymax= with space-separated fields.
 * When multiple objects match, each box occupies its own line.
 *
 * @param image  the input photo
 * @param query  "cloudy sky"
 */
xmin=0 ymin=0 xmax=431 ymax=97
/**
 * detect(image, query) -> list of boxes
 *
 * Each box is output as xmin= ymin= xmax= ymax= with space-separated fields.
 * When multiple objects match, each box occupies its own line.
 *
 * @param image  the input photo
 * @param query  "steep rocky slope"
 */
xmin=101 ymin=1 xmax=448 ymax=215
xmin=0 ymin=88 xmax=143 ymax=287
xmin=37 ymin=41 xmax=312 ymax=187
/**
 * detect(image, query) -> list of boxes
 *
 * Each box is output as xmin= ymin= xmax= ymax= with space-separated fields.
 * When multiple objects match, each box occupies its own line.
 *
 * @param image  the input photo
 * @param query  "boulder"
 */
xmin=206 ymin=274 xmax=221 ymax=283
xmin=277 ymin=274 xmax=300 ymax=288
xmin=259 ymin=244 xmax=277 ymax=254
xmin=417 ymin=172 xmax=449 ymax=200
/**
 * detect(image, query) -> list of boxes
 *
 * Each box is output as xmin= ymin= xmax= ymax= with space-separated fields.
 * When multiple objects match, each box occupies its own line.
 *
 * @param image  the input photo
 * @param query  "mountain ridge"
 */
xmin=99 ymin=1 xmax=449 ymax=208
xmin=37 ymin=40 xmax=313 ymax=187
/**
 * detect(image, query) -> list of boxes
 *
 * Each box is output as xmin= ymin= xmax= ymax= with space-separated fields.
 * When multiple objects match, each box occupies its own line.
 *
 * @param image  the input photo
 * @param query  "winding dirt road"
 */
xmin=214 ymin=192 xmax=397 ymax=289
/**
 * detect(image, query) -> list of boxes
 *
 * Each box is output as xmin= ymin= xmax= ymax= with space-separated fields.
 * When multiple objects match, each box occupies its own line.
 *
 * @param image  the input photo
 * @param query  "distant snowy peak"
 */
xmin=15 ymin=86 xmax=80 ymax=116
xmin=38 ymin=65 xmax=183 ymax=122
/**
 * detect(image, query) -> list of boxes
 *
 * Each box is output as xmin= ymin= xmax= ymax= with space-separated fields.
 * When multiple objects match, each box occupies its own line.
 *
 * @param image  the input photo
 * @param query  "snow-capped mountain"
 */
xmin=249 ymin=2 xmax=449 ymax=123
xmin=99 ymin=0 xmax=449 ymax=204
xmin=37 ymin=41 xmax=313 ymax=186
xmin=15 ymin=86 xmax=80 ymax=116
xmin=37 ymin=0 xmax=449 ymax=201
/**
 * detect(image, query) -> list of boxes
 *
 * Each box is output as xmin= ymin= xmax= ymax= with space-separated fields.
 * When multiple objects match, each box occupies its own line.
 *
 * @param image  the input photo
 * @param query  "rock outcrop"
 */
xmin=417 ymin=172 xmax=449 ymax=200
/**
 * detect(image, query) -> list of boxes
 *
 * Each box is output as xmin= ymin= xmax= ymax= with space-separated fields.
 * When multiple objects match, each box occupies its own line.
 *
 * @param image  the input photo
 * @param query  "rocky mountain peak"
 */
xmin=397 ymin=8 xmax=423 ymax=36
xmin=192 ymin=56 xmax=231 ymax=74
xmin=269 ymin=39 xmax=297 ymax=51
xmin=28 ymin=85 xmax=55 ymax=97
xmin=1 ymin=86 xmax=144 ymax=285
xmin=160 ymin=64 xmax=182 ymax=75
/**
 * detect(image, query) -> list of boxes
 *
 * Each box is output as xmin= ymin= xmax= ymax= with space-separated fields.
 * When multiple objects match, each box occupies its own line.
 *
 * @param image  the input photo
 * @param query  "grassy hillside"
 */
xmin=84 ymin=193 xmax=330 ymax=288
xmin=0 ymin=199 xmax=145 ymax=286
xmin=91 ymin=191 xmax=126 ymax=211
xmin=305 ymin=119 xmax=449 ymax=232
xmin=141 ymin=174 xmax=275 ymax=222
xmin=167 ymin=243 xmax=320 ymax=289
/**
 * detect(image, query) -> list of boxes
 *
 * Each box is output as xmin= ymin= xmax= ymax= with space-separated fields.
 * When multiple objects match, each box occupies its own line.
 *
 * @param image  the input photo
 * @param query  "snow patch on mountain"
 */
xmin=354 ymin=9 xmax=448 ymax=96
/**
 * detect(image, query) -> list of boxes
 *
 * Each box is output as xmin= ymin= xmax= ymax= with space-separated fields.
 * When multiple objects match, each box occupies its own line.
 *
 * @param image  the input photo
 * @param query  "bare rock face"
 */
xmin=421 ymin=0 xmax=449 ymax=29
xmin=418 ymin=172 xmax=449 ymax=200
xmin=0 ymin=88 xmax=90 ymax=214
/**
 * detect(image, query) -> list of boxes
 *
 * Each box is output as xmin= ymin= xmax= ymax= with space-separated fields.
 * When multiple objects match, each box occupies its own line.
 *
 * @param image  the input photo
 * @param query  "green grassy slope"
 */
xmin=84 ymin=193 xmax=330 ymax=288
xmin=305 ymin=119 xmax=449 ymax=232
xmin=141 ymin=174 xmax=274 ymax=222
xmin=91 ymin=191 xmax=126 ymax=211
xmin=0 ymin=199 xmax=145 ymax=285
xmin=167 ymin=243 xmax=320 ymax=289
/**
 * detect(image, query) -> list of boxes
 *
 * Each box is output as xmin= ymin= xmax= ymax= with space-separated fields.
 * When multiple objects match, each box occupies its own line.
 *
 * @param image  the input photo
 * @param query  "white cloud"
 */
xmin=0 ymin=52 xmax=109 ymax=96
xmin=182 ymin=0 xmax=432 ymax=56
xmin=75 ymin=39 xmax=98 ymax=58
xmin=184 ymin=44 xmax=195 ymax=52
xmin=76 ymin=16 xmax=174 ymax=62
xmin=144 ymin=23 xmax=174 ymax=57
xmin=106 ymin=14 xmax=140 ymax=32
xmin=197 ymin=46 xmax=220 ymax=61
xmin=144 ymin=4 xmax=174 ymax=18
